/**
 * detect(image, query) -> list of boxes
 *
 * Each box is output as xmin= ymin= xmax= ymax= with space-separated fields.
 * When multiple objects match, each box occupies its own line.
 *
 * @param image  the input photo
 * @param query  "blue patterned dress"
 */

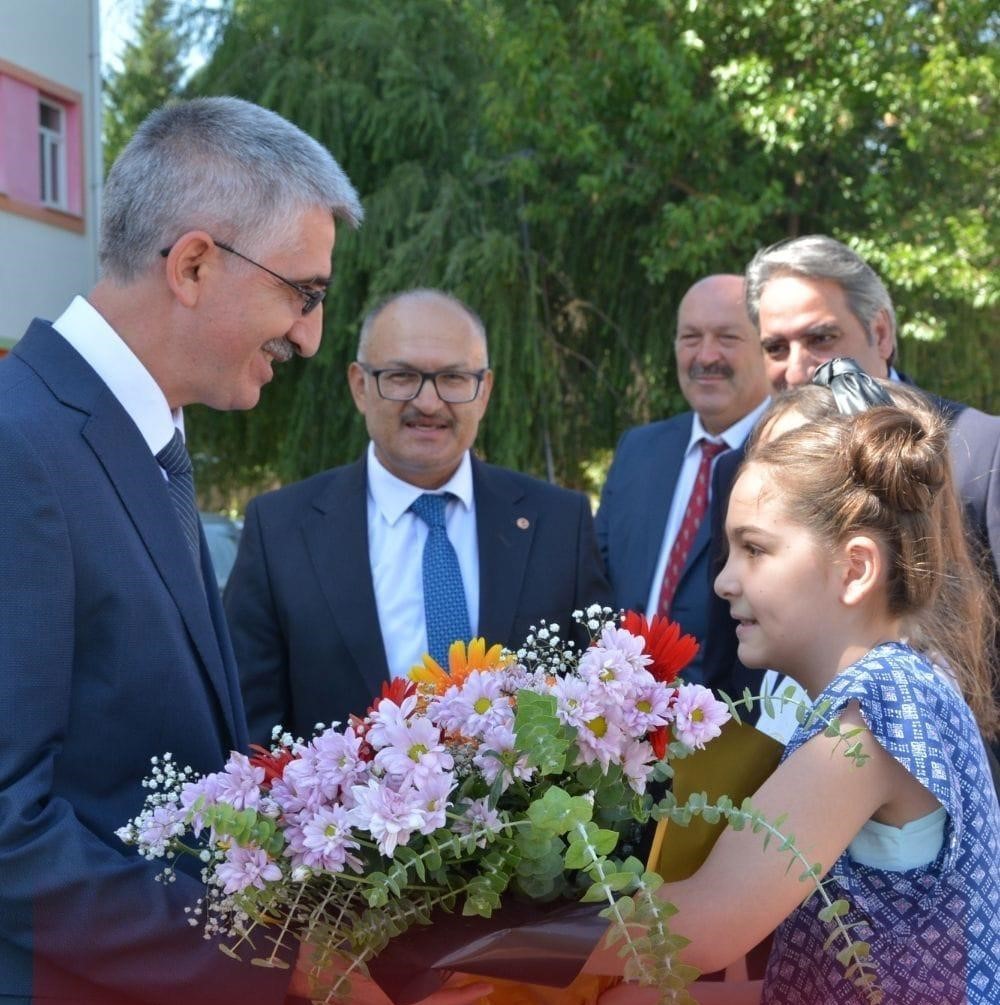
xmin=762 ymin=642 xmax=1000 ymax=1005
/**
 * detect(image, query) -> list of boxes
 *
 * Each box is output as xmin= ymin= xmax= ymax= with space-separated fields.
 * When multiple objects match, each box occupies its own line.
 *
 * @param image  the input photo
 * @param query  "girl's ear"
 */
xmin=840 ymin=535 xmax=883 ymax=607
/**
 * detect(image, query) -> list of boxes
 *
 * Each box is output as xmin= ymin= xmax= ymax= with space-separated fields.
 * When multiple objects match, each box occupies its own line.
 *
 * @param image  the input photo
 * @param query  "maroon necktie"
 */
xmin=656 ymin=438 xmax=728 ymax=617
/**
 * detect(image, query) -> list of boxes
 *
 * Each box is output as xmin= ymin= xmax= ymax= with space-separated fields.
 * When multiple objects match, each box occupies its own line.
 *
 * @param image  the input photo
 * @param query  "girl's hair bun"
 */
xmin=846 ymin=407 xmax=947 ymax=514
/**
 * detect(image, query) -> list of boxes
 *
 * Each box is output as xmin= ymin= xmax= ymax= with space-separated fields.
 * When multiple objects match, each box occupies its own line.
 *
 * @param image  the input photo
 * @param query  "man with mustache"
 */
xmin=703 ymin=235 xmax=1000 ymax=741
xmin=0 ymin=98 xmax=363 ymax=1004
xmin=224 ymin=287 xmax=611 ymax=744
xmin=595 ymin=274 xmax=770 ymax=684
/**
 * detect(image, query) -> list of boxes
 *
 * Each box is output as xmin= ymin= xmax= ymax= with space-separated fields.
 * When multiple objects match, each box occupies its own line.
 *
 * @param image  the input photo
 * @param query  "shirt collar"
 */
xmin=687 ymin=397 xmax=771 ymax=455
xmin=52 ymin=295 xmax=183 ymax=454
xmin=366 ymin=443 xmax=475 ymax=526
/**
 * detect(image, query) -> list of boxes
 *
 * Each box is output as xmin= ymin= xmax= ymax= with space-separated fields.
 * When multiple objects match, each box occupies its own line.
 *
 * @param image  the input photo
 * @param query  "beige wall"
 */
xmin=0 ymin=0 xmax=102 ymax=344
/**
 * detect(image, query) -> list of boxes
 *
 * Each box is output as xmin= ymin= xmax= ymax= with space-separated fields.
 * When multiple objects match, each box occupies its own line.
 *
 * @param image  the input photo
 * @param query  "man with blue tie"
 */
xmin=0 ymin=98 xmax=362 ymax=1004
xmin=224 ymin=288 xmax=612 ymax=745
xmin=595 ymin=275 xmax=771 ymax=684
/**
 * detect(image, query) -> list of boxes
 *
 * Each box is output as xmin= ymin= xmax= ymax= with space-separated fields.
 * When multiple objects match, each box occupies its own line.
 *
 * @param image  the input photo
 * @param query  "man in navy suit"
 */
xmin=704 ymin=235 xmax=1000 ymax=715
xmin=224 ymin=288 xmax=612 ymax=745
xmin=0 ymin=98 xmax=362 ymax=1004
xmin=594 ymin=275 xmax=770 ymax=684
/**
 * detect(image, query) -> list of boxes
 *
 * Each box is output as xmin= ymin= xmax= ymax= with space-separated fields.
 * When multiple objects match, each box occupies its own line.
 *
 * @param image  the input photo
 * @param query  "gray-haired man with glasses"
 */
xmin=224 ymin=288 xmax=612 ymax=746
xmin=0 ymin=97 xmax=363 ymax=1005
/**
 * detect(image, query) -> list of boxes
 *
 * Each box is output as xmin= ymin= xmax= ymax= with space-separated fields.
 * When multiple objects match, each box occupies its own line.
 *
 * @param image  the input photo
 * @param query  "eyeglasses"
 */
xmin=358 ymin=364 xmax=488 ymax=403
xmin=159 ymin=239 xmax=328 ymax=315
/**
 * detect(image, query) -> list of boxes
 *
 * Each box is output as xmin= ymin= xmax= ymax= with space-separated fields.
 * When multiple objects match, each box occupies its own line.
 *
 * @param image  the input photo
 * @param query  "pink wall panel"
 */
xmin=0 ymin=74 xmax=41 ymax=203
xmin=64 ymin=99 xmax=82 ymax=214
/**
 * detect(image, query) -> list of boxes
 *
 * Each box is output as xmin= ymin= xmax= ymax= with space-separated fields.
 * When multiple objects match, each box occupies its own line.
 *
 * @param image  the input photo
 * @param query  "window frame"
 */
xmin=0 ymin=58 xmax=85 ymax=233
xmin=38 ymin=96 xmax=68 ymax=210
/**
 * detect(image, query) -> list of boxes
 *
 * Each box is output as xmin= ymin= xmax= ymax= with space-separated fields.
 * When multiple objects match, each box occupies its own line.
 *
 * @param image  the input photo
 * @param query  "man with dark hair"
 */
xmin=705 ymin=235 xmax=1000 ymax=718
xmin=0 ymin=97 xmax=361 ymax=1004
xmin=224 ymin=287 xmax=612 ymax=745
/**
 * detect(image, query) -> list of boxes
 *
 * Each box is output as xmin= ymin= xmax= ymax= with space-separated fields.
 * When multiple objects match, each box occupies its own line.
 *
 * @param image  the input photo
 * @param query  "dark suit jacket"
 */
xmin=701 ymin=390 xmax=1000 ymax=701
xmin=224 ymin=454 xmax=613 ymax=745
xmin=595 ymin=413 xmax=729 ymax=684
xmin=0 ymin=321 xmax=287 ymax=1005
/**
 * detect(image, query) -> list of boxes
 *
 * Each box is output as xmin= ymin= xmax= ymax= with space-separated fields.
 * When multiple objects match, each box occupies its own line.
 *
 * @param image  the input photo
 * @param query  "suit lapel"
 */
xmin=15 ymin=324 xmax=242 ymax=748
xmin=473 ymin=459 xmax=535 ymax=645
xmin=302 ymin=458 xmax=391 ymax=700
xmin=82 ymin=402 xmax=242 ymax=746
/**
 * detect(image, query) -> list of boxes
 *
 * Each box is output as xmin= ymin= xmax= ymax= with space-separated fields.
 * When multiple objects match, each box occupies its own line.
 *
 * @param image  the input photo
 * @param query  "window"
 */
xmin=38 ymin=98 xmax=67 ymax=210
xmin=0 ymin=59 xmax=85 ymax=232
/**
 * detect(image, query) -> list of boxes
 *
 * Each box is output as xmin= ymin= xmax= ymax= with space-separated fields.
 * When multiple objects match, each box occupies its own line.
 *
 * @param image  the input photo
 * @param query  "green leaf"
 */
xmin=818 ymin=899 xmax=851 ymax=922
xmin=514 ymin=689 xmax=570 ymax=776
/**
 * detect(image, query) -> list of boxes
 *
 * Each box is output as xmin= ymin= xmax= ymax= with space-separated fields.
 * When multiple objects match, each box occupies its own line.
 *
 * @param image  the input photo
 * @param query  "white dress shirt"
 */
xmin=644 ymin=398 xmax=770 ymax=615
xmin=52 ymin=295 xmax=184 ymax=457
xmin=366 ymin=443 xmax=480 ymax=679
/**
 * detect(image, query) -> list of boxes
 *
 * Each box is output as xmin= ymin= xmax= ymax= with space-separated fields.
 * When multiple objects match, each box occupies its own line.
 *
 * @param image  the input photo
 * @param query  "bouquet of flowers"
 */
xmin=119 ymin=607 xmax=733 ymax=1004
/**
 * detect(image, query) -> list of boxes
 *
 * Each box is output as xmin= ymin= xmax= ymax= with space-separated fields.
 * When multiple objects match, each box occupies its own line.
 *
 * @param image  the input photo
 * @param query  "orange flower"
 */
xmin=409 ymin=638 xmax=514 ymax=695
xmin=621 ymin=610 xmax=699 ymax=684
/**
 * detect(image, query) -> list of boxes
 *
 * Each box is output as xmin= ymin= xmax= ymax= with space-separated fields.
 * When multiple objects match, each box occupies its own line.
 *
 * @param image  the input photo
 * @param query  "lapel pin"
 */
xmin=516 ymin=516 xmax=530 ymax=530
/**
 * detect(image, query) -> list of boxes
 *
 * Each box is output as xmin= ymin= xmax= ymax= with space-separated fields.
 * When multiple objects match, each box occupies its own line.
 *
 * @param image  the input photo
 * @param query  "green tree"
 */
xmin=103 ymin=0 xmax=186 ymax=174
xmin=182 ymin=0 xmax=998 ymax=502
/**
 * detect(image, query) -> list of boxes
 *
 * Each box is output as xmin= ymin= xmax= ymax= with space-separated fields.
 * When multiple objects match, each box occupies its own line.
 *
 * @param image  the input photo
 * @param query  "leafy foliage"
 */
xmin=103 ymin=0 xmax=187 ymax=174
xmin=140 ymin=0 xmax=996 ymax=496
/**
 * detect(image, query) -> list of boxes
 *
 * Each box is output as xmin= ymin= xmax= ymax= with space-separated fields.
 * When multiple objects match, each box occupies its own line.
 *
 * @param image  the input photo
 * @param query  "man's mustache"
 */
xmin=262 ymin=337 xmax=296 ymax=363
xmin=688 ymin=362 xmax=734 ymax=380
xmin=401 ymin=406 xmax=455 ymax=428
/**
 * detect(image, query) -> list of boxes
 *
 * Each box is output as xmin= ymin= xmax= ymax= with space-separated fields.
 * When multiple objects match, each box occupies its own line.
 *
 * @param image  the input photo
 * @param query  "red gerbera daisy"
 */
xmin=366 ymin=677 xmax=418 ymax=717
xmin=649 ymin=724 xmax=671 ymax=760
xmin=621 ymin=610 xmax=699 ymax=684
xmin=349 ymin=678 xmax=420 ymax=763
xmin=247 ymin=743 xmax=297 ymax=786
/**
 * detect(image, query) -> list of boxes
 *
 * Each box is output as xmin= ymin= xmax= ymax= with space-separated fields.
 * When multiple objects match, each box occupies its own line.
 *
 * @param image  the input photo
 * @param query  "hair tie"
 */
xmin=811 ymin=357 xmax=894 ymax=415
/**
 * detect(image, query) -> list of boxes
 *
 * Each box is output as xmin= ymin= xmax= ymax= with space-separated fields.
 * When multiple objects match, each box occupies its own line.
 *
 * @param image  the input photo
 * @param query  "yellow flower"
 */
xmin=409 ymin=638 xmax=514 ymax=694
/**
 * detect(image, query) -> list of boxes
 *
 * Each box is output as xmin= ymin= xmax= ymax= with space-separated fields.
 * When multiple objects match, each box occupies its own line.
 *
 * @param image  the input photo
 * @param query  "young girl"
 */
xmin=600 ymin=398 xmax=1000 ymax=1004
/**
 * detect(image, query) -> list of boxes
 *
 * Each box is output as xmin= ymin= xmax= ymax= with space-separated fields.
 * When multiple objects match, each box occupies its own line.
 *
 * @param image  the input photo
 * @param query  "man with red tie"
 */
xmin=595 ymin=274 xmax=770 ymax=684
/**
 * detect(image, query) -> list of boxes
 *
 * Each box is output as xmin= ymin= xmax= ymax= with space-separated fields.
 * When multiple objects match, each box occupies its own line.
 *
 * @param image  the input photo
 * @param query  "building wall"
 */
xmin=0 ymin=0 xmax=102 ymax=349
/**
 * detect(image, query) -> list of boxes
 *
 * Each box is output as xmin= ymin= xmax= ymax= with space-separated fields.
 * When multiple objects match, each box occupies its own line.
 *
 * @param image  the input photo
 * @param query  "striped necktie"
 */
xmin=155 ymin=429 xmax=201 ymax=567
xmin=657 ymin=438 xmax=727 ymax=617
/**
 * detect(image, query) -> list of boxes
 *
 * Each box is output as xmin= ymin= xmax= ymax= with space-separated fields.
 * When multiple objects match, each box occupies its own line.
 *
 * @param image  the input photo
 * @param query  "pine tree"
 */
xmin=103 ymin=0 xmax=185 ymax=175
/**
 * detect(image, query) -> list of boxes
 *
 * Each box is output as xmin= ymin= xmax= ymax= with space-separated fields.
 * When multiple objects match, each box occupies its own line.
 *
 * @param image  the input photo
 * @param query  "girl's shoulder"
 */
xmin=794 ymin=641 xmax=977 ymax=749
xmin=786 ymin=641 xmax=987 ymax=825
xmin=821 ymin=640 xmax=961 ymax=715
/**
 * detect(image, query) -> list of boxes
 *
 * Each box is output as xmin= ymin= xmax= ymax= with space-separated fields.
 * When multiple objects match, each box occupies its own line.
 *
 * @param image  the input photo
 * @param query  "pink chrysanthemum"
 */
xmin=670 ymin=683 xmax=731 ymax=750
xmin=216 ymin=845 xmax=282 ymax=895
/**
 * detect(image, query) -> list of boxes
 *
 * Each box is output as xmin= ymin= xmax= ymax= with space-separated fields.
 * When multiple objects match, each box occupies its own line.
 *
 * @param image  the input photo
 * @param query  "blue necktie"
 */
xmin=410 ymin=493 xmax=471 ymax=667
xmin=155 ymin=430 xmax=201 ymax=567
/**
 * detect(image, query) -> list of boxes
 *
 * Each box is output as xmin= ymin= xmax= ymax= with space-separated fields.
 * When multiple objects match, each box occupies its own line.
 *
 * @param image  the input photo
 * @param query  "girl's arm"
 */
xmin=589 ymin=703 xmax=913 ymax=975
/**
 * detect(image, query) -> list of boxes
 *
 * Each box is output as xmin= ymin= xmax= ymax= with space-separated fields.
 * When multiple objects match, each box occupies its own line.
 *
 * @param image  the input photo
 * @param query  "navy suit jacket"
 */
xmin=0 ymin=322 xmax=287 ymax=1005
xmin=223 ymin=454 xmax=613 ymax=745
xmin=595 ymin=413 xmax=728 ymax=684
xmin=701 ymin=390 xmax=1000 ymax=700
